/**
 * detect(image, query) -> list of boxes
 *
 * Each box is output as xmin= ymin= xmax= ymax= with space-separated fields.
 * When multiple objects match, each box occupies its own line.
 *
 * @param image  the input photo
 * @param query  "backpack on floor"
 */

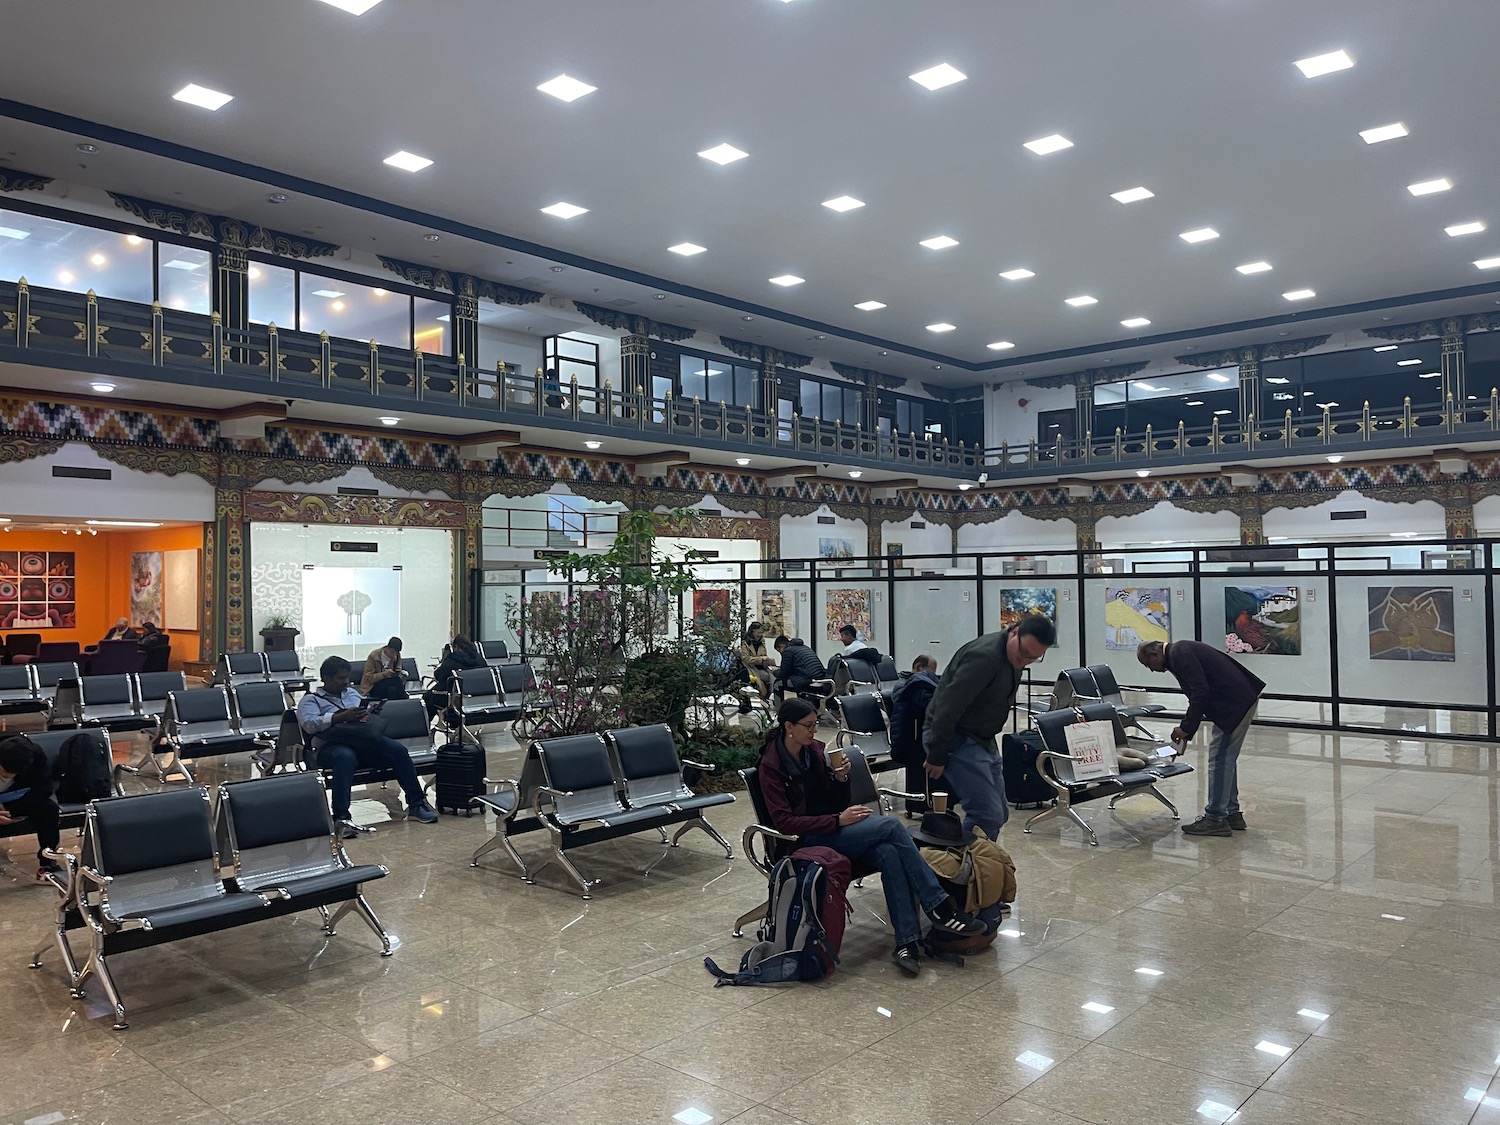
xmin=921 ymin=829 xmax=1017 ymax=954
xmin=705 ymin=845 xmax=851 ymax=986
xmin=54 ymin=732 xmax=115 ymax=803
xmin=1001 ymin=730 xmax=1055 ymax=808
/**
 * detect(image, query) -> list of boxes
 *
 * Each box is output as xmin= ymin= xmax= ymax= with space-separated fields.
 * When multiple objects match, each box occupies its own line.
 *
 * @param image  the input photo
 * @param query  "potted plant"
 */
xmin=259 ymin=613 xmax=300 ymax=652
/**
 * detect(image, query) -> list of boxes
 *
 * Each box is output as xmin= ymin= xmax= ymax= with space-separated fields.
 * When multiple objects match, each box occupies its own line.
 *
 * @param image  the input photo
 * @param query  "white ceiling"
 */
xmin=2 ymin=0 xmax=1499 ymax=386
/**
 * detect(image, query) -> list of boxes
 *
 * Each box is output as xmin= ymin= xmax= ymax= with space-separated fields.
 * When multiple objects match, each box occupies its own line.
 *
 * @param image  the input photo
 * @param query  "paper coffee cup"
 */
xmin=932 ymin=792 xmax=949 ymax=814
xmin=828 ymin=748 xmax=848 ymax=770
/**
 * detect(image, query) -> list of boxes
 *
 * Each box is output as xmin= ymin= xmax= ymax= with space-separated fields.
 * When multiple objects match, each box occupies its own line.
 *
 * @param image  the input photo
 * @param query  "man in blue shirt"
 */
xmin=297 ymin=655 xmax=439 ymax=838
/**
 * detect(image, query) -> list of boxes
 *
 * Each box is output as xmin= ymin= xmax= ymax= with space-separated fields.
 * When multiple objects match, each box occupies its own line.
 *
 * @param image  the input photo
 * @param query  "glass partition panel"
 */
xmin=248 ymin=261 xmax=295 ymax=326
xmin=414 ymin=296 xmax=449 ymax=355
xmin=299 ymin=272 xmax=412 ymax=345
xmin=1334 ymin=574 xmax=1486 ymax=707
xmin=1199 ymin=575 xmax=1332 ymax=697
xmin=981 ymin=578 xmax=1078 ymax=695
xmin=816 ymin=580 xmax=885 ymax=658
xmin=1082 ymin=577 xmax=1197 ymax=692
xmin=895 ymin=577 xmax=983 ymax=671
xmin=157 ymin=244 xmax=212 ymax=313
xmin=476 ymin=580 xmax=524 ymax=655
xmin=0 ymin=209 xmax=154 ymax=301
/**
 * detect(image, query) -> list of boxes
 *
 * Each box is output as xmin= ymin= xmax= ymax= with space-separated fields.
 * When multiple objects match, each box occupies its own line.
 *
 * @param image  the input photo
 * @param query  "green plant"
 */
xmin=261 ymin=613 xmax=296 ymax=630
xmin=684 ymin=723 xmax=767 ymax=792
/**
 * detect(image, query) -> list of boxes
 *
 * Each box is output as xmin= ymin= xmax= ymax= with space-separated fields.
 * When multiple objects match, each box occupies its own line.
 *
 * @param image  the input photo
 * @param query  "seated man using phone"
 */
xmin=296 ymin=655 xmax=439 ymax=838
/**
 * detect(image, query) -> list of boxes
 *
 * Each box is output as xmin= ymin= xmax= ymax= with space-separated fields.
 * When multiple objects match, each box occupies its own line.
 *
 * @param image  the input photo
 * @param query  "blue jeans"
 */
xmin=924 ymin=730 xmax=1008 ymax=841
xmin=802 ymin=815 xmax=948 ymax=947
xmin=316 ymin=736 xmax=425 ymax=820
xmin=1205 ymin=703 xmax=1257 ymax=819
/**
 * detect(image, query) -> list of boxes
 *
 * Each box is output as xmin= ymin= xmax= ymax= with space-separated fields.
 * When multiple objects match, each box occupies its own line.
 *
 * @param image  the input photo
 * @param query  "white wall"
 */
xmin=880 ymin=514 xmax=952 ymax=562
xmin=780 ymin=505 xmax=867 ymax=561
xmin=477 ymin=324 xmax=546 ymax=375
xmin=958 ymin=508 xmax=1077 ymax=553
xmin=258 ymin=463 xmax=448 ymax=499
xmin=1097 ymin=500 xmax=1241 ymax=549
xmin=0 ymin=444 xmax=215 ymax=521
xmin=1263 ymin=490 xmax=1444 ymax=542
xmin=986 ymin=380 xmax=1073 ymax=449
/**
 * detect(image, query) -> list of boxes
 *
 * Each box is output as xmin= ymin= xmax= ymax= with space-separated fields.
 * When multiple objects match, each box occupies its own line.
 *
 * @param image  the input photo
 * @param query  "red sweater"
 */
xmin=757 ymin=735 xmax=852 ymax=839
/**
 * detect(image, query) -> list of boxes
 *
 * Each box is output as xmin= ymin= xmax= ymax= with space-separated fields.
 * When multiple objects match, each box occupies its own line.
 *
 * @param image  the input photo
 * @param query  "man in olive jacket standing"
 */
xmin=922 ymin=616 xmax=1056 ymax=840
xmin=1137 ymin=639 xmax=1264 ymax=837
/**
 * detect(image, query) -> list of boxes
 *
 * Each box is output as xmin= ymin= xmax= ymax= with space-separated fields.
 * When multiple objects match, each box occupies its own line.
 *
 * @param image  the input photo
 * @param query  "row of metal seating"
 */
xmin=0 ymin=661 xmax=80 ymax=716
xmin=32 ymin=772 xmax=391 ymax=1029
xmin=450 ymin=663 xmax=548 ymax=740
xmin=216 ymin=650 xmax=311 ymax=691
xmin=470 ymin=723 xmax=734 ymax=898
xmin=53 ymin=670 xmax=188 ymax=731
xmin=1038 ymin=663 xmax=1167 ymax=738
xmin=0 ymin=729 xmax=122 ymax=850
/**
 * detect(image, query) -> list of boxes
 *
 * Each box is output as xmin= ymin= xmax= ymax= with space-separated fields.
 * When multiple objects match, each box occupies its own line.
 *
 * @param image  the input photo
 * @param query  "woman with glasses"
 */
xmin=756 ymin=698 xmax=985 ymax=976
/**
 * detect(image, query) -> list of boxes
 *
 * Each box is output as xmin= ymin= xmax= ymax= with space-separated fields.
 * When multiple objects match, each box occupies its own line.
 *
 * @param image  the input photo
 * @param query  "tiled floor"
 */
xmin=3 ymin=719 xmax=1500 ymax=1125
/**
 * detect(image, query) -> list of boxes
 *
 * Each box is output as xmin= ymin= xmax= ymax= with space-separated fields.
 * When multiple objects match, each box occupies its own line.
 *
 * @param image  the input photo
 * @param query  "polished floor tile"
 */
xmin=3 ymin=721 xmax=1500 ymax=1125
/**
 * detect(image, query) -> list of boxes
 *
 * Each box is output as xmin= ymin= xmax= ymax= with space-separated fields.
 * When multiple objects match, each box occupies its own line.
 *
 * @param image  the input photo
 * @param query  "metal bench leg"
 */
xmin=351 ymin=892 xmax=393 ymax=955
xmin=657 ymin=826 xmax=670 ymax=844
xmin=85 ymin=950 xmax=128 ymax=1030
xmin=1023 ymin=803 xmax=1061 ymax=834
xmin=553 ymin=847 xmax=599 ymax=900
xmin=470 ymin=830 xmax=531 ymax=882
xmin=318 ymin=904 xmax=337 ymax=935
xmin=734 ymin=898 xmax=769 ymax=938
xmin=1144 ymin=785 xmax=1181 ymax=818
xmin=1064 ymin=806 xmax=1099 ymax=846
xmin=671 ymin=816 xmax=734 ymax=859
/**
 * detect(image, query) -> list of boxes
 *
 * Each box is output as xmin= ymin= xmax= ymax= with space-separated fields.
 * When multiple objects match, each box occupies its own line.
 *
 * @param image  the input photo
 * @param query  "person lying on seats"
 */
xmin=0 ymin=734 xmax=63 ymax=881
xmin=757 ymin=698 xmax=985 ymax=978
xmin=297 ymin=655 xmax=439 ymax=839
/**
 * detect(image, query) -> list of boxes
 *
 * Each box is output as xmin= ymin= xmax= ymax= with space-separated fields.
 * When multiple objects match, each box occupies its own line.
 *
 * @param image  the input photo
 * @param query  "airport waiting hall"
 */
xmin=4 ymin=2 xmax=1500 ymax=1124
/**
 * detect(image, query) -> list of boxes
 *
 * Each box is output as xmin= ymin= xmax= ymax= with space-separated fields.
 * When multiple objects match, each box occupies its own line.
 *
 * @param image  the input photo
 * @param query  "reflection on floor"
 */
xmin=3 ymin=718 xmax=1500 ymax=1125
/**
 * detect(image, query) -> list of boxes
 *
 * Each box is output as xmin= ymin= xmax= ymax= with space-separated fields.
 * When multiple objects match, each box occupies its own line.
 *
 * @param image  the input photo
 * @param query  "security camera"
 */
xmin=977 ymin=472 xmax=989 ymax=484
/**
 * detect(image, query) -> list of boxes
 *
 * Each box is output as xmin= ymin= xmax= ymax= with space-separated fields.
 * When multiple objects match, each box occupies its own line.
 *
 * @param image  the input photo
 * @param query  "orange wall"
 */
xmin=1 ymin=526 xmax=205 ymax=665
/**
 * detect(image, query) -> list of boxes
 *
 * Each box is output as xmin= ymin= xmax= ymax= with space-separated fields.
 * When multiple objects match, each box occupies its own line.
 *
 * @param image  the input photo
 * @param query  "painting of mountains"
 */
xmin=1224 ymin=585 xmax=1301 ymax=656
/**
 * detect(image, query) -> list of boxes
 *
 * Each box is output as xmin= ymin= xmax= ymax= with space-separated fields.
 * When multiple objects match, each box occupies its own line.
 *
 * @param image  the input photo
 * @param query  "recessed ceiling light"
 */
xmin=735 ymin=457 xmax=751 ymax=466
xmin=1121 ymin=317 xmax=1151 ymax=329
xmin=1408 ymin=178 xmax=1452 ymax=196
xmin=1418 ymin=371 xmax=1441 ymax=379
xmin=536 ymin=74 xmax=596 ymax=103
xmin=1474 ymin=256 xmax=1500 ymax=270
xmin=85 ymin=519 xmax=161 ymax=528
xmin=1265 ymin=376 xmax=1291 ymax=384
xmin=1446 ymin=221 xmax=1486 ymax=237
xmin=1179 ymin=227 xmax=1219 ymax=243
xmin=1133 ymin=382 xmax=1161 ymax=392
xmin=1207 ymin=373 xmax=1233 ymax=383
xmin=172 ymin=83 xmax=234 ymax=111
xmin=769 ymin=274 xmax=805 ymax=286
xmin=1024 ymin=134 xmax=1074 ymax=156
xmin=383 ymin=150 xmax=433 ymax=172
xmin=909 ymin=63 xmax=967 ymax=91
xmin=855 ymin=300 xmax=887 ymax=311
xmin=1295 ymin=49 xmax=1354 ymax=78
xmin=1110 ymin=186 xmax=1154 ymax=204
xmin=698 ymin=143 xmax=748 ymax=165
xmin=920 ymin=235 xmax=959 ymax=250
xmin=999 ymin=268 xmax=1035 ymax=281
xmin=90 ymin=381 xmax=116 ymax=393
xmin=330 ymin=300 xmax=346 ymax=311
xmin=848 ymin=470 xmax=863 ymax=478
xmin=1315 ymin=401 xmax=1339 ymax=409
xmin=1065 ymin=295 xmax=1098 ymax=307
xmin=1396 ymin=358 xmax=1423 ymax=366
xmin=377 ymin=416 xmax=399 ymax=426
xmin=1185 ymin=400 xmax=1205 ymax=406
xmin=653 ymin=293 xmax=667 ymax=300
xmin=0 ymin=226 xmax=29 ymax=240
xmin=311 ymin=288 xmax=344 ymax=299
xmin=57 ymin=270 xmax=74 ymax=285
xmin=89 ymin=253 xmax=107 ymax=268
xmin=822 ymin=195 xmax=865 ymax=212
xmin=1213 ymin=409 xmax=1233 ymax=415
xmin=1359 ymin=122 xmax=1408 ymax=144
xmin=162 ymin=258 xmax=202 ymax=270
xmin=1373 ymin=345 xmax=1399 ymax=352
xmin=541 ymin=201 xmax=588 ymax=219
xmin=76 ymin=143 xmax=99 ymax=154
xmin=667 ymin=242 xmax=707 ymax=256
xmin=423 ymin=233 xmax=440 ymax=242
xmin=958 ymin=483 xmax=972 ymax=491
xmin=314 ymin=0 xmax=384 ymax=13
xmin=1283 ymin=288 xmax=1316 ymax=300
xmin=584 ymin=440 xmax=602 ymax=450
xmin=987 ymin=340 xmax=1015 ymax=351
xmin=1236 ymin=261 xmax=1273 ymax=274
xmin=926 ymin=322 xmax=957 ymax=332
xmin=266 ymin=193 xmax=288 ymax=204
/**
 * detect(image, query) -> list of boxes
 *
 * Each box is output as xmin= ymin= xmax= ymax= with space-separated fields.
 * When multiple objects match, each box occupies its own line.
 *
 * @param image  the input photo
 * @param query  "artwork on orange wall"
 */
xmin=130 ymin=551 xmax=164 ymax=627
xmin=0 ymin=551 xmax=76 ymax=629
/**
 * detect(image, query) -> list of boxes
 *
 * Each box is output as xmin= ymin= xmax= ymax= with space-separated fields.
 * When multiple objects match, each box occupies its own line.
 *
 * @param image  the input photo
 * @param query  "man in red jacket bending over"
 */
xmin=1137 ymin=639 xmax=1264 ymax=837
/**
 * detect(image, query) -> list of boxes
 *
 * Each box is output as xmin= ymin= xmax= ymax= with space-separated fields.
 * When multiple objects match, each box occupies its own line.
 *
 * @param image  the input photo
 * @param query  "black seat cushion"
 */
xmin=249 ymin=865 xmax=387 ymax=899
xmin=606 ymin=725 xmax=679 ymax=781
xmin=673 ymin=793 xmax=734 ymax=812
xmin=94 ymin=788 xmax=217 ymax=874
xmin=222 ymin=773 xmax=330 ymax=850
xmin=124 ymin=892 xmax=268 ymax=929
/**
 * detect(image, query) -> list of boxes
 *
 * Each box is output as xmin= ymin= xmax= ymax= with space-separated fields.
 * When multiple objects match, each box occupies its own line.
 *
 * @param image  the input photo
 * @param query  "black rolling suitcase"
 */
xmin=1001 ymin=730 xmax=1055 ymax=808
xmin=434 ymin=741 xmax=486 ymax=815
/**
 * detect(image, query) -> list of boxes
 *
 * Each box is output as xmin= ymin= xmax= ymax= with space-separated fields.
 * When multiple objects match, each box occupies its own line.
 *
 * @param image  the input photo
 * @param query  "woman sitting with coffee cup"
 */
xmin=756 ymin=698 xmax=986 ymax=976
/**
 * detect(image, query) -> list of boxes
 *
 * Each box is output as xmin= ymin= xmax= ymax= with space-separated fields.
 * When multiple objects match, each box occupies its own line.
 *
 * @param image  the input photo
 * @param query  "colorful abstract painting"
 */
xmin=0 ymin=551 xmax=75 ymax=630
xmin=825 ymin=588 xmax=872 ymax=643
xmin=1367 ymin=586 xmax=1456 ymax=662
xmin=1000 ymin=587 xmax=1058 ymax=631
xmin=130 ymin=551 xmax=164 ymax=627
xmin=757 ymin=588 xmax=790 ymax=638
xmin=692 ymin=588 xmax=731 ymax=631
xmin=818 ymin=537 xmax=856 ymax=560
xmin=1103 ymin=587 xmax=1171 ymax=650
xmin=1224 ymin=585 xmax=1301 ymax=656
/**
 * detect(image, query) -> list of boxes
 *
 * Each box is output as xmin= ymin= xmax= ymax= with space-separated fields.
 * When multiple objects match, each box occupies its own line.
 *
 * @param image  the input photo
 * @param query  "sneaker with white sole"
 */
xmin=927 ymin=896 xmax=987 ymax=936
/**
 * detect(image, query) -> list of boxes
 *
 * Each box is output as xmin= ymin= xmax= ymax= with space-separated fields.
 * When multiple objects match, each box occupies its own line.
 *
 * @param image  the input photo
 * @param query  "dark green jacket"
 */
xmin=922 ymin=629 xmax=1022 ymax=766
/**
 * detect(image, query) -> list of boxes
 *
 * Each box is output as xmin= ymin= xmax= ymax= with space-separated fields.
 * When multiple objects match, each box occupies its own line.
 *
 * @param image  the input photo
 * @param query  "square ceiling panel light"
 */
xmin=1446 ymin=221 xmax=1486 ymax=236
xmin=854 ymin=300 xmax=887 ymax=311
xmin=667 ymin=242 xmax=707 ymax=255
xmin=999 ymin=268 xmax=1035 ymax=281
xmin=1110 ymin=186 xmax=1154 ymax=204
xmin=384 ymin=150 xmax=433 ymax=172
xmin=987 ymin=340 xmax=1015 ymax=350
xmin=1408 ymin=178 xmax=1452 ymax=195
xmin=1121 ymin=317 xmax=1151 ymax=328
xmin=1180 ymin=227 xmax=1220 ymax=243
xmin=926 ymin=322 xmax=957 ymax=332
xmin=822 ymin=195 xmax=865 ymax=212
xmin=537 ymin=74 xmax=597 ymax=102
xmin=769 ymin=274 xmax=805 ymax=286
xmin=920 ymin=235 xmax=960 ymax=250
xmin=1295 ymin=48 xmax=1354 ymax=77
xmin=541 ymin=201 xmax=588 ymax=219
xmin=1065 ymin=295 xmax=1098 ymax=307
xmin=1359 ymin=122 xmax=1408 ymax=144
xmin=1283 ymin=288 xmax=1317 ymax=300
xmin=1236 ymin=260 xmax=1273 ymax=274
xmin=314 ymin=0 xmax=383 ymax=12
xmin=909 ymin=63 xmax=967 ymax=91
xmin=1475 ymin=257 xmax=1500 ymax=269
xmin=1024 ymin=133 xmax=1074 ymax=155
xmin=173 ymin=83 xmax=234 ymax=111
xmin=698 ymin=143 xmax=748 ymax=165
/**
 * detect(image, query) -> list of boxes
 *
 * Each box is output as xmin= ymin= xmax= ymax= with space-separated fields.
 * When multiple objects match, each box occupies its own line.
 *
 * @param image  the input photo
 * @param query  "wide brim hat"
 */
xmin=910 ymin=810 xmax=966 ymax=849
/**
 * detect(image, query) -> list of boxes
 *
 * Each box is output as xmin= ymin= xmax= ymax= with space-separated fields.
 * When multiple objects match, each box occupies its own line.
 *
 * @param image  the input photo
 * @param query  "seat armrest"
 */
xmin=876 ymin=786 xmax=923 ymax=801
xmin=679 ymin=758 xmax=719 ymax=774
xmin=742 ymin=822 xmax=798 ymax=876
xmin=1034 ymin=750 xmax=1073 ymax=796
xmin=480 ymin=777 xmax=521 ymax=820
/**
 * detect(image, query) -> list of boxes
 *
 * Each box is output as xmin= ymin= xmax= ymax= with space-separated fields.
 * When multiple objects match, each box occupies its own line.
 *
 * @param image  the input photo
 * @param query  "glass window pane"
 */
xmin=734 ymin=365 xmax=754 ymax=407
xmin=801 ymin=380 xmax=821 ymax=418
xmin=706 ymin=362 xmax=730 ymax=403
xmin=298 ymin=272 xmax=412 ymax=346
xmin=413 ymin=296 xmax=448 ymax=355
xmin=157 ymin=244 xmax=212 ymax=313
xmin=0 ymin=208 xmax=153 ymax=301
xmin=679 ymin=355 xmax=707 ymax=400
xmin=248 ymin=261 xmax=295 ymax=327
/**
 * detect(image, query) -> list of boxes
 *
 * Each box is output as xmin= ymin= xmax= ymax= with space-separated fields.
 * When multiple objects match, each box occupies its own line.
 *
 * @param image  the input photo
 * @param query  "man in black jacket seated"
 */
xmin=772 ymin=635 xmax=829 ymax=700
xmin=889 ymin=654 xmax=940 ymax=814
xmin=0 ymin=735 xmax=63 ymax=881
